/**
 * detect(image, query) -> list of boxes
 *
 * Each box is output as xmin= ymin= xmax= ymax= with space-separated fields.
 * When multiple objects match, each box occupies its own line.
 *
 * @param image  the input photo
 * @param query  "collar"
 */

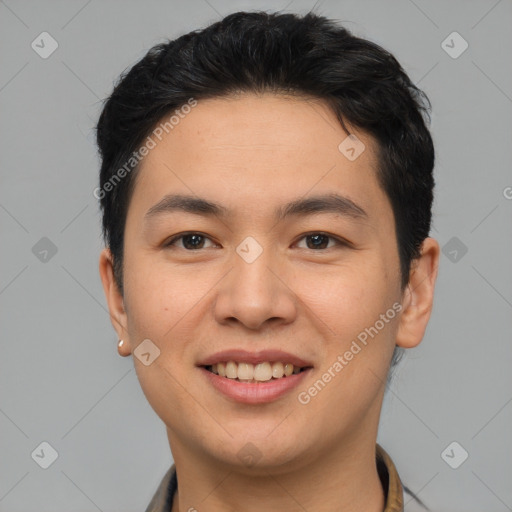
xmin=146 ymin=443 xmax=404 ymax=512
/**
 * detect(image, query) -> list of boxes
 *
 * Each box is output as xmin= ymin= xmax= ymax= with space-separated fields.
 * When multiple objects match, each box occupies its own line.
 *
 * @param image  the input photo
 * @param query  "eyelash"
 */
xmin=164 ymin=231 xmax=350 ymax=251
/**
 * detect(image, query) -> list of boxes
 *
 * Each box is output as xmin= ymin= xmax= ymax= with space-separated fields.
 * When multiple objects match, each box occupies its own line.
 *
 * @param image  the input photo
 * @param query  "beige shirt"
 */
xmin=145 ymin=443 xmax=404 ymax=512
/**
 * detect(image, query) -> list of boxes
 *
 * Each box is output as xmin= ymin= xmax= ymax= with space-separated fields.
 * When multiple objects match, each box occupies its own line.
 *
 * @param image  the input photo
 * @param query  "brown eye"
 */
xmin=165 ymin=233 xmax=217 ymax=250
xmin=305 ymin=233 xmax=330 ymax=249
xmin=294 ymin=232 xmax=351 ymax=251
xmin=296 ymin=232 xmax=346 ymax=250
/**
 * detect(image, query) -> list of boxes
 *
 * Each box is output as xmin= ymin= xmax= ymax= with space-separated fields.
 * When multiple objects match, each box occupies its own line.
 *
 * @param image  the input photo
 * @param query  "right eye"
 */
xmin=164 ymin=232 xmax=218 ymax=250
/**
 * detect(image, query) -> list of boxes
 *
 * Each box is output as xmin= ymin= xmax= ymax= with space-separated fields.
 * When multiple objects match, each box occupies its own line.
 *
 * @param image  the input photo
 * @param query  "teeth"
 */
xmin=254 ymin=362 xmax=273 ymax=381
xmin=272 ymin=362 xmax=284 ymax=379
xmin=237 ymin=363 xmax=253 ymax=380
xmin=225 ymin=361 xmax=238 ymax=379
xmin=209 ymin=361 xmax=304 ymax=382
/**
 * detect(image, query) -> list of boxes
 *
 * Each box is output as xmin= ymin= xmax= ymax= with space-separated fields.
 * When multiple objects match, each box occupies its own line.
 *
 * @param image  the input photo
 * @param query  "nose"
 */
xmin=213 ymin=243 xmax=298 ymax=331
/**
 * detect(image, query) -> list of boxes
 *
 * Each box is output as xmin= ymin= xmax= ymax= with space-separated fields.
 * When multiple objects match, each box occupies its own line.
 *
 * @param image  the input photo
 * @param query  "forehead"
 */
xmin=129 ymin=92 xmax=391 ymax=224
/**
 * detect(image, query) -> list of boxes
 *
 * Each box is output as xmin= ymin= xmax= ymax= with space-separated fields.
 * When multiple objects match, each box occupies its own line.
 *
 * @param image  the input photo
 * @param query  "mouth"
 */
xmin=199 ymin=351 xmax=313 ymax=404
xmin=203 ymin=361 xmax=311 ymax=383
xmin=198 ymin=350 xmax=314 ymax=403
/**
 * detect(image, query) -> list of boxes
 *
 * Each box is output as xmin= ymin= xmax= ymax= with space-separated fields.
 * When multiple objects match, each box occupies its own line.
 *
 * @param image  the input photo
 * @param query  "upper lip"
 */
xmin=198 ymin=349 xmax=313 ymax=368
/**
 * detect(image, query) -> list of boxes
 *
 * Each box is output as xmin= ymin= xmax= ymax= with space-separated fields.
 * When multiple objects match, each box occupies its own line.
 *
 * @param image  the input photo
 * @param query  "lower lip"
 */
xmin=200 ymin=367 xmax=312 ymax=404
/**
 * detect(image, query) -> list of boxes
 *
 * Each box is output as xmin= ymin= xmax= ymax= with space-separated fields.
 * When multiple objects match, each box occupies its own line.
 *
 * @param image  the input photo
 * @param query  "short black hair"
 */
xmin=96 ymin=10 xmax=435 ymax=368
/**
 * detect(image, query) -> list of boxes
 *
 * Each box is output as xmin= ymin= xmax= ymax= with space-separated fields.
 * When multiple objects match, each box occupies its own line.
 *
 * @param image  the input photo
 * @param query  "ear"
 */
xmin=99 ymin=248 xmax=131 ymax=356
xmin=396 ymin=237 xmax=440 ymax=349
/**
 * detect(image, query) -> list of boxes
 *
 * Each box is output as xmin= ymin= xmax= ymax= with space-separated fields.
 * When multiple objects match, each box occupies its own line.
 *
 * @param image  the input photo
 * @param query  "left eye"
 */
xmin=295 ymin=233 xmax=345 ymax=250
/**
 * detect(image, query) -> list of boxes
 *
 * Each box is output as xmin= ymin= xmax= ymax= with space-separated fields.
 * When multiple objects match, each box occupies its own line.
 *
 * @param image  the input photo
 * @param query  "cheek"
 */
xmin=123 ymin=252 xmax=199 ymax=339
xmin=294 ymin=255 xmax=401 ymax=410
xmin=122 ymin=263 xmax=202 ymax=427
xmin=293 ymin=257 xmax=396 ymax=340
xmin=132 ymin=355 xmax=200 ymax=440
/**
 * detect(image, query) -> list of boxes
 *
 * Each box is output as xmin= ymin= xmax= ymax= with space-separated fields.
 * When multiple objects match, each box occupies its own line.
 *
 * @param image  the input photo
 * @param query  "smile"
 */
xmin=201 ymin=364 xmax=312 ymax=404
xmin=205 ymin=361 xmax=308 ymax=383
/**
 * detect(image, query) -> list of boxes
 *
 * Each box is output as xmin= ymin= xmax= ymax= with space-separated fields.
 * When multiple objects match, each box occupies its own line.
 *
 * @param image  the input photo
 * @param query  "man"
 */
xmin=97 ymin=11 xmax=439 ymax=511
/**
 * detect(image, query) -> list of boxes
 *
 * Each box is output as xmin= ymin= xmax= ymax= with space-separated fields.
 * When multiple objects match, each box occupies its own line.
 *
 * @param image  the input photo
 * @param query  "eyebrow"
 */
xmin=144 ymin=193 xmax=368 ymax=223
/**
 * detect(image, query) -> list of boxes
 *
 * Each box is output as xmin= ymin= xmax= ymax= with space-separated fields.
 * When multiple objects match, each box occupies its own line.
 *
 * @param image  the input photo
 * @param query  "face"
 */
xmin=101 ymin=92 xmax=436 ymax=473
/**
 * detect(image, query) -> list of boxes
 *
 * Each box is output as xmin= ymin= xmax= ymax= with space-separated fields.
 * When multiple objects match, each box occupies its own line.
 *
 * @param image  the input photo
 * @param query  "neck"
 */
xmin=168 ymin=429 xmax=385 ymax=512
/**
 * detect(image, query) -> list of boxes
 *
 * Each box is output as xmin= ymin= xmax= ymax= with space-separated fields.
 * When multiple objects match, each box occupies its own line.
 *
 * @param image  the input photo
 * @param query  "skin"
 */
xmin=99 ymin=92 xmax=439 ymax=512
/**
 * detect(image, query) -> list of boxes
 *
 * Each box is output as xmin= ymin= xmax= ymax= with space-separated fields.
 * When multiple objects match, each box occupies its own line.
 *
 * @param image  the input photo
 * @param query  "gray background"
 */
xmin=1 ymin=0 xmax=511 ymax=511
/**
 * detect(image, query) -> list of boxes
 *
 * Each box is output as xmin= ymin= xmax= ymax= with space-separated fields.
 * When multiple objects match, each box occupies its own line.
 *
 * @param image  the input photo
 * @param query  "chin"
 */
xmin=207 ymin=429 xmax=310 ymax=472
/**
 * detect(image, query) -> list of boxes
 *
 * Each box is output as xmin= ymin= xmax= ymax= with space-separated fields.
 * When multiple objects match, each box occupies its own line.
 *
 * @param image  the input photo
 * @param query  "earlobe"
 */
xmin=99 ymin=248 xmax=132 ymax=355
xmin=396 ymin=237 xmax=440 ymax=349
xmin=117 ymin=339 xmax=131 ymax=357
